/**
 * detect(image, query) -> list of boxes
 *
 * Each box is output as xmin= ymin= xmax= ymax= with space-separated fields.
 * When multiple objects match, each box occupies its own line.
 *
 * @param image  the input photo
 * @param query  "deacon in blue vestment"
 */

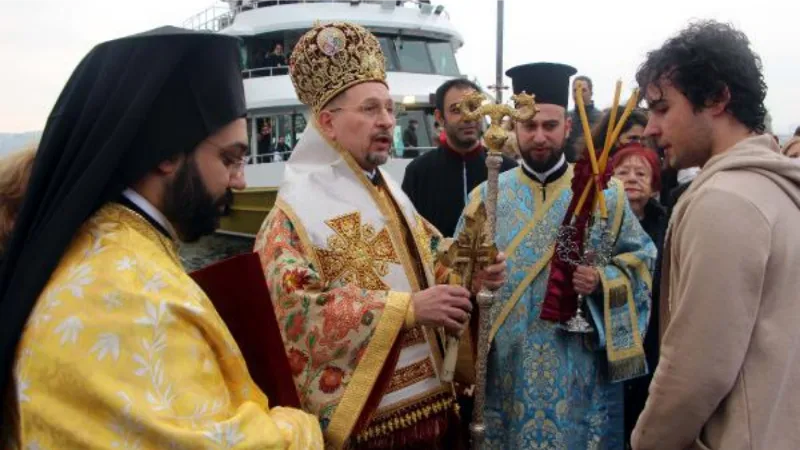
xmin=457 ymin=63 xmax=656 ymax=449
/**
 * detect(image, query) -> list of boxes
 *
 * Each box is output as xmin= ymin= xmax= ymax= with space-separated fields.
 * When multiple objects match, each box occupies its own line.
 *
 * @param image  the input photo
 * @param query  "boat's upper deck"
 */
xmin=185 ymin=1 xmax=461 ymax=44
xmin=184 ymin=1 xmax=463 ymax=108
xmin=182 ymin=1 xmax=464 ymax=164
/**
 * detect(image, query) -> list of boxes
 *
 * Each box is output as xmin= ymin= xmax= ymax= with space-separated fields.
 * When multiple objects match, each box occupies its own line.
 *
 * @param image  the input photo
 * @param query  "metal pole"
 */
xmin=494 ymin=0 xmax=504 ymax=104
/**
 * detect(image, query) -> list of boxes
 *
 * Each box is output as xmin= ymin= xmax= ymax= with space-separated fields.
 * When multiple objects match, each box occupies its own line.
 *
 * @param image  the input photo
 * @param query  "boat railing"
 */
xmin=232 ymin=0 xmax=447 ymax=18
xmin=249 ymin=146 xmax=437 ymax=165
xmin=182 ymin=3 xmax=234 ymax=32
xmin=184 ymin=1 xmax=449 ymax=32
xmin=243 ymin=66 xmax=289 ymax=78
xmin=252 ymin=151 xmax=292 ymax=164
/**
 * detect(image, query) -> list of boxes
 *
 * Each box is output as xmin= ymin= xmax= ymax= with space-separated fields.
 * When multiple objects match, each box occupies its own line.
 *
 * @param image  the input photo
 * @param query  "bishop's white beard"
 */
xmin=366 ymin=152 xmax=389 ymax=166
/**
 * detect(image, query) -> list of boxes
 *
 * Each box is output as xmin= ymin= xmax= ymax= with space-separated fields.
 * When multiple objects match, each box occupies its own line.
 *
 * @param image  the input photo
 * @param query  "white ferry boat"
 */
xmin=184 ymin=0 xmax=466 ymax=235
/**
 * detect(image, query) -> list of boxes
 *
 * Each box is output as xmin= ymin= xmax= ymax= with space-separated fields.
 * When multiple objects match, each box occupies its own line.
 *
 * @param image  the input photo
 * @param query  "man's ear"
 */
xmin=434 ymin=109 xmax=444 ymax=127
xmin=155 ymin=153 xmax=184 ymax=176
xmin=564 ymin=115 xmax=573 ymax=139
xmin=317 ymin=111 xmax=337 ymax=141
xmin=707 ymin=85 xmax=731 ymax=116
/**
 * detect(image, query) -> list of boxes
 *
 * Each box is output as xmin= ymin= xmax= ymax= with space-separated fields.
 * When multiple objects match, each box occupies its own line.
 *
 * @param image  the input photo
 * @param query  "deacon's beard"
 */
xmin=162 ymin=157 xmax=233 ymax=243
xmin=521 ymin=145 xmax=565 ymax=174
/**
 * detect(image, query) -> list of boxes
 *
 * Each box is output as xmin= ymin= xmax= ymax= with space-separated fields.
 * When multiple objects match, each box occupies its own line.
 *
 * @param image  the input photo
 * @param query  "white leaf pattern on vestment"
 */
xmin=143 ymin=274 xmax=167 ymax=294
xmin=63 ymin=264 xmax=94 ymax=299
xmin=25 ymin=441 xmax=46 ymax=450
xmin=116 ymin=256 xmax=136 ymax=271
xmin=17 ymin=378 xmax=30 ymax=403
xmin=203 ymin=422 xmax=246 ymax=449
xmin=90 ymin=333 xmax=121 ymax=361
xmin=53 ymin=316 xmax=83 ymax=345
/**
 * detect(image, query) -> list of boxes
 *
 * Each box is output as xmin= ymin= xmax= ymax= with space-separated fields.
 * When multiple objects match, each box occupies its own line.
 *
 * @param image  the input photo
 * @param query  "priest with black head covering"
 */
xmin=0 ymin=27 xmax=322 ymax=449
xmin=402 ymin=78 xmax=517 ymax=237
xmin=455 ymin=62 xmax=655 ymax=449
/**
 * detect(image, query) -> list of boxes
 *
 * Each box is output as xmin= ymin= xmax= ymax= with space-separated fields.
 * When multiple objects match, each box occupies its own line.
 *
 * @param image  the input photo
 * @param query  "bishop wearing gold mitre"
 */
xmin=254 ymin=22 xmax=506 ymax=449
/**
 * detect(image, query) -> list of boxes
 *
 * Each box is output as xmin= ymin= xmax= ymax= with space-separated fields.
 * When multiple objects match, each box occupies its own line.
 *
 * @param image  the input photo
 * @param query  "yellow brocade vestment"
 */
xmin=5 ymin=203 xmax=323 ymax=449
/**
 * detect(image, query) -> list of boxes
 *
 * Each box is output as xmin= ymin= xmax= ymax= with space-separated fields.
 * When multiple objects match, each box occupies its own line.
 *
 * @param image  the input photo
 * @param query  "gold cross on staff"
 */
xmin=458 ymin=90 xmax=537 ymax=154
xmin=439 ymin=200 xmax=498 ymax=290
xmin=454 ymin=87 xmax=537 ymax=445
xmin=437 ymin=200 xmax=497 ymax=383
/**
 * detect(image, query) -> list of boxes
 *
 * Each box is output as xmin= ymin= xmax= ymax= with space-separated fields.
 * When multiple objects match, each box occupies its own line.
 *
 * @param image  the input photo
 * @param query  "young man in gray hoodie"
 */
xmin=632 ymin=20 xmax=800 ymax=450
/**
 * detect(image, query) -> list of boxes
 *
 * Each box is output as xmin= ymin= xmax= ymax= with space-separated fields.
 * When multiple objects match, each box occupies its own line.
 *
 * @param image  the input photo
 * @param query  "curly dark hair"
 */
xmin=636 ymin=20 xmax=767 ymax=133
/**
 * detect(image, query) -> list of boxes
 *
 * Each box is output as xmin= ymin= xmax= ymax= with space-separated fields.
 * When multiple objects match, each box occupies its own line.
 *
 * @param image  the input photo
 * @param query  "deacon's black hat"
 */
xmin=505 ymin=62 xmax=577 ymax=108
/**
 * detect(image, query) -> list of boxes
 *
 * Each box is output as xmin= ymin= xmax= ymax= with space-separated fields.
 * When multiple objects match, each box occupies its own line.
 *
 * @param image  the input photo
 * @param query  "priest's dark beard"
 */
xmin=163 ymin=157 xmax=233 ymax=243
xmin=521 ymin=146 xmax=565 ymax=173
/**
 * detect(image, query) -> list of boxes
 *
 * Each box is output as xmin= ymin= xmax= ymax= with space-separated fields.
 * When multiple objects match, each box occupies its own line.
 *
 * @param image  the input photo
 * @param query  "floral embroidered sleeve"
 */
xmin=254 ymin=207 xmax=411 ymax=430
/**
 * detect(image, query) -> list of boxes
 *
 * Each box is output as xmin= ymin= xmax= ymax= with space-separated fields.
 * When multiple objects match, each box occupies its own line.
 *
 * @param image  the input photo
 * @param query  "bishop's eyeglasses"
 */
xmin=327 ymin=101 xmax=406 ymax=120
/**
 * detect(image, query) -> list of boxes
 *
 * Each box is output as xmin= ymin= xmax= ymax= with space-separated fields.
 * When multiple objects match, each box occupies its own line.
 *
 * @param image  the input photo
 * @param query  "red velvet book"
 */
xmin=190 ymin=252 xmax=301 ymax=408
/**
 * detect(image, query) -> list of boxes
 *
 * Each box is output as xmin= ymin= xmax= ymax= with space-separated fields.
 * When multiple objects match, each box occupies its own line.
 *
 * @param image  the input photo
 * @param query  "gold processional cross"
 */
xmin=437 ymin=200 xmax=497 ymax=383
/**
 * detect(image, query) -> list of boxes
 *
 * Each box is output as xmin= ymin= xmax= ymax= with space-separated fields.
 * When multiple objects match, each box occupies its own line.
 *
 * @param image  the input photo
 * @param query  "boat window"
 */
xmin=241 ymin=35 xmax=289 ymax=77
xmin=377 ymin=37 xmax=399 ymax=71
xmin=427 ymin=42 xmax=460 ymax=77
xmin=395 ymin=40 xmax=433 ymax=74
xmin=249 ymin=112 xmax=307 ymax=164
xmin=241 ymin=33 xmax=458 ymax=78
xmin=393 ymin=109 xmax=437 ymax=158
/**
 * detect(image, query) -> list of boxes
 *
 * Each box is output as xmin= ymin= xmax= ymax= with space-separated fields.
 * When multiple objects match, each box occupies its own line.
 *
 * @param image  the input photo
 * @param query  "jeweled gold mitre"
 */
xmin=289 ymin=22 xmax=387 ymax=113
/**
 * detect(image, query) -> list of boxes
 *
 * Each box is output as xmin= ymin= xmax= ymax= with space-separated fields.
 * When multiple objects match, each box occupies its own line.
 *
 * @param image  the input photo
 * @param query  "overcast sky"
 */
xmin=1 ymin=0 xmax=797 ymax=134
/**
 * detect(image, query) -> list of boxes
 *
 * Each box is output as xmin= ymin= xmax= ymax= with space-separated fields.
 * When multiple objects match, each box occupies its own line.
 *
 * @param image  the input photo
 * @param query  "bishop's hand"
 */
xmin=472 ymin=252 xmax=507 ymax=293
xmin=411 ymin=285 xmax=472 ymax=333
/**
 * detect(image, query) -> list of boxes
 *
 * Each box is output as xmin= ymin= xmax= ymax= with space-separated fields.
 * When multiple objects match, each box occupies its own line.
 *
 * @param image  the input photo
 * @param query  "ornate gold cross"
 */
xmin=459 ymin=90 xmax=537 ymax=154
xmin=438 ymin=201 xmax=498 ymax=291
xmin=437 ymin=200 xmax=497 ymax=384
xmin=314 ymin=212 xmax=400 ymax=291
